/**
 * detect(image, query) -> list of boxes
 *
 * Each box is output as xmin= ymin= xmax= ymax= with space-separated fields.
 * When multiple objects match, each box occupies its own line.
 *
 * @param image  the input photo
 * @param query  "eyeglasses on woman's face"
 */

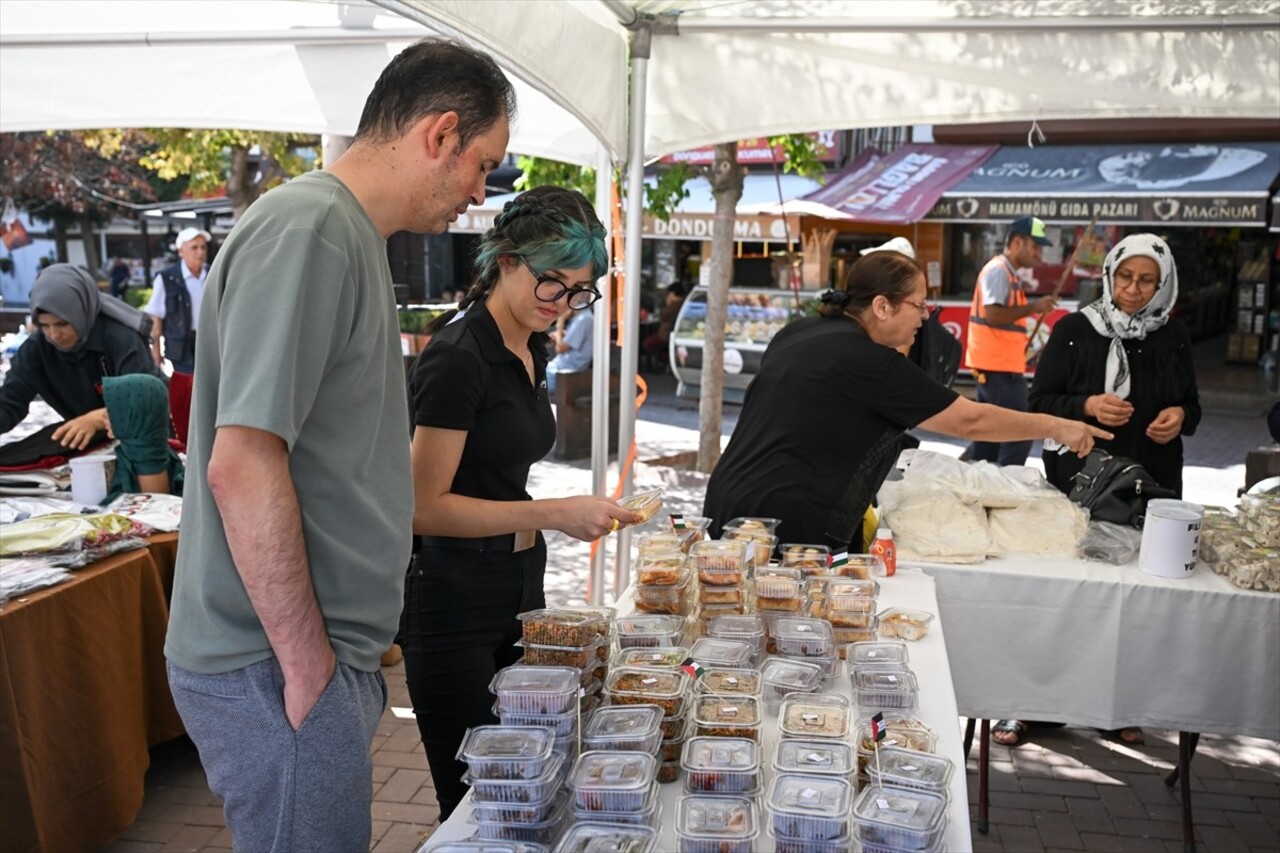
xmin=1113 ymin=268 xmax=1160 ymax=292
xmin=899 ymin=297 xmax=931 ymax=316
xmin=521 ymin=256 xmax=601 ymax=311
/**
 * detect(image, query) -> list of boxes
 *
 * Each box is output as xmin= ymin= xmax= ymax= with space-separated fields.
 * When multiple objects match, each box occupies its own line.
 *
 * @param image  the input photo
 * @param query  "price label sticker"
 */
xmin=877 ymin=798 xmax=891 ymax=810
xmin=806 ymin=752 xmax=830 ymax=764
xmin=902 ymin=763 xmax=919 ymax=772
xmin=642 ymin=677 xmax=658 ymax=685
xmin=722 ymin=706 xmax=739 ymax=716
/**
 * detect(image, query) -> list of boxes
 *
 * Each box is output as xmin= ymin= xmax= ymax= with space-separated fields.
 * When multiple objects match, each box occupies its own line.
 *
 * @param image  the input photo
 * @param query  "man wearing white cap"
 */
xmin=145 ymin=226 xmax=208 ymax=443
xmin=860 ymin=235 xmax=916 ymax=259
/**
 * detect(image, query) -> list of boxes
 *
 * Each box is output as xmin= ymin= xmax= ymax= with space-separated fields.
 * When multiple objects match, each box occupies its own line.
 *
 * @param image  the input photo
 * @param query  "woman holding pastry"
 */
xmin=703 ymin=250 xmax=1110 ymax=550
xmin=400 ymin=186 xmax=634 ymax=818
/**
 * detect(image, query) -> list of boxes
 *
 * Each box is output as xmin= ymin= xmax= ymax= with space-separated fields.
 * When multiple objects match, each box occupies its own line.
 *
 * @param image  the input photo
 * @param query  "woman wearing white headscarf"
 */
xmin=1031 ymin=233 xmax=1200 ymax=499
xmin=0 ymin=264 xmax=163 ymax=450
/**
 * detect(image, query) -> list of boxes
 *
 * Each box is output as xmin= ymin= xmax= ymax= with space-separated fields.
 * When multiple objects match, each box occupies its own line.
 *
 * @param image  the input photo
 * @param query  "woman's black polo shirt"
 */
xmin=409 ymin=299 xmax=555 ymax=503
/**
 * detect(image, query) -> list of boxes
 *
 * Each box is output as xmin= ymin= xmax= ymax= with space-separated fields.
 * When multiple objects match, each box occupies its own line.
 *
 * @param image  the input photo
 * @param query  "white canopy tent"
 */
xmin=384 ymin=0 xmax=1280 ymax=598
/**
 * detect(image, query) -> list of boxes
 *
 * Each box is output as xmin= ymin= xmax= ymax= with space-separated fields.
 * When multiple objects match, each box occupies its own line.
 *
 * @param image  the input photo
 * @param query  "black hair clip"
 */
xmin=819 ymin=289 xmax=853 ymax=307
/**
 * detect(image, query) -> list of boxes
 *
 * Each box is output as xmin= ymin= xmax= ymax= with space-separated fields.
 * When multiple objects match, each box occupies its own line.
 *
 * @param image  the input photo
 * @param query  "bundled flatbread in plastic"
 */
xmin=900 ymin=450 xmax=1049 ymax=508
xmin=880 ymin=482 xmax=994 ymax=564
xmin=988 ymin=496 xmax=1089 ymax=557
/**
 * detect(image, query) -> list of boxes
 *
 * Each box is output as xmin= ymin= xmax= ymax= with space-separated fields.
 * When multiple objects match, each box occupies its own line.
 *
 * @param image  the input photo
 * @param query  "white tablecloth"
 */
xmin=907 ymin=557 xmax=1280 ymax=741
xmin=427 ymin=569 xmax=973 ymax=852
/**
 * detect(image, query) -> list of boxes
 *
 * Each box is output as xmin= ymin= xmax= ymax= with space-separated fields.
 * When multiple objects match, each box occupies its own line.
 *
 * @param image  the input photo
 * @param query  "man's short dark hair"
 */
xmin=355 ymin=37 xmax=516 ymax=149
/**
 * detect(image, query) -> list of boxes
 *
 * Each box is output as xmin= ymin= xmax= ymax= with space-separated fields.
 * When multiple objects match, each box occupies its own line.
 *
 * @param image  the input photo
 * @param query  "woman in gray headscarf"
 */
xmin=0 ymin=263 xmax=163 ymax=450
xmin=1031 ymin=233 xmax=1200 ymax=500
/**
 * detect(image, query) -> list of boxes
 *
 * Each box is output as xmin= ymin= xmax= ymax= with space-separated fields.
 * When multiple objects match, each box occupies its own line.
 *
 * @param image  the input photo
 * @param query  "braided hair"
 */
xmin=428 ymin=186 xmax=608 ymax=334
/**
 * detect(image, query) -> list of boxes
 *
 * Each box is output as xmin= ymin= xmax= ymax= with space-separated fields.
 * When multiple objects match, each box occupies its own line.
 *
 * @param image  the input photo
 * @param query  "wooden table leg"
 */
xmin=978 ymin=718 xmax=990 ymax=835
xmin=963 ymin=717 xmax=976 ymax=759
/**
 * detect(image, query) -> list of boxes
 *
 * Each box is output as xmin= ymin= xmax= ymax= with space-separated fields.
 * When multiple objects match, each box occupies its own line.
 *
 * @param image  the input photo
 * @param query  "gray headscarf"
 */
xmin=29 ymin=263 xmax=154 ymax=353
xmin=30 ymin=264 xmax=100 ymax=353
xmin=1080 ymin=233 xmax=1178 ymax=400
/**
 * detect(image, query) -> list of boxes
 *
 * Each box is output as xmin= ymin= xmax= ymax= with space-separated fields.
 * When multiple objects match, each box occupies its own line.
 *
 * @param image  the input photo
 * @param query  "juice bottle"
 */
xmin=870 ymin=527 xmax=896 ymax=577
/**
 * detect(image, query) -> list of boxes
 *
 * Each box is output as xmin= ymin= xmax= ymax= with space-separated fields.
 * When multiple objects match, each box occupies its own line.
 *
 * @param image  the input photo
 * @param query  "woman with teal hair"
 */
xmin=401 ymin=185 xmax=636 ymax=818
xmin=101 ymin=374 xmax=185 ymax=501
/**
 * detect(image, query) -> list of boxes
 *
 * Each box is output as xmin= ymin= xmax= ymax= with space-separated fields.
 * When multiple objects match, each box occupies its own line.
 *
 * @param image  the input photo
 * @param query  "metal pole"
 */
xmin=589 ymin=144 xmax=613 ymax=606
xmin=670 ymin=14 xmax=1276 ymax=34
xmin=614 ymin=25 xmax=651 ymax=595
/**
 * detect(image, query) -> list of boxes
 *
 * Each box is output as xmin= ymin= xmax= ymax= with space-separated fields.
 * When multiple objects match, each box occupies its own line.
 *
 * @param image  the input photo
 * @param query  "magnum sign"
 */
xmin=925 ymin=195 xmax=1265 ymax=226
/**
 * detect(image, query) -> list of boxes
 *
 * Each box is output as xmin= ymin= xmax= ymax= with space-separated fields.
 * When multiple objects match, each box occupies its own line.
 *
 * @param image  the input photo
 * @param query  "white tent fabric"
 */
xmin=0 ymin=0 xmax=604 ymax=165
xmin=388 ymin=0 xmax=1280 ymax=161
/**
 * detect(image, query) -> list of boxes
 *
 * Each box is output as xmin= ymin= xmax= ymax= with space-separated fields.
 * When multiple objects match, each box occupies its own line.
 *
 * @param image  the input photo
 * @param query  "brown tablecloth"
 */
xmin=0 ymin=534 xmax=185 ymax=853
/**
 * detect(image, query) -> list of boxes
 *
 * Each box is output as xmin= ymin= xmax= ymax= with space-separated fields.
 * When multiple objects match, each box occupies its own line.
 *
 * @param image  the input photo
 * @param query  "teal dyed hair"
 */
xmin=428 ymin=185 xmax=607 ymax=334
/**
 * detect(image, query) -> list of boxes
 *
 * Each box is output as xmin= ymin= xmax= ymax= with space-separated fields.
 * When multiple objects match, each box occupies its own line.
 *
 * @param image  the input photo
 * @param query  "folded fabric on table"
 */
xmin=0 ymin=512 xmax=153 ymax=557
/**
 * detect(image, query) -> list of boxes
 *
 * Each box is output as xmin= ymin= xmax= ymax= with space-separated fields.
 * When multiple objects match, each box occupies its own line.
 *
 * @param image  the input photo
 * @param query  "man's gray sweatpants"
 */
xmin=168 ymin=656 xmax=386 ymax=852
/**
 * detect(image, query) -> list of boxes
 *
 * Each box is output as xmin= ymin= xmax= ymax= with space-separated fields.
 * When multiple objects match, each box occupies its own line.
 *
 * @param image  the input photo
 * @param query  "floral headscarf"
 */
xmin=1080 ymin=233 xmax=1178 ymax=399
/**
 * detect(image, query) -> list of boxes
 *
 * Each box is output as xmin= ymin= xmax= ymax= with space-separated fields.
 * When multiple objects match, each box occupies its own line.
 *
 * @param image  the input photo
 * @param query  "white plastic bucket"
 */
xmin=1139 ymin=503 xmax=1202 ymax=579
xmin=69 ymin=451 xmax=115 ymax=505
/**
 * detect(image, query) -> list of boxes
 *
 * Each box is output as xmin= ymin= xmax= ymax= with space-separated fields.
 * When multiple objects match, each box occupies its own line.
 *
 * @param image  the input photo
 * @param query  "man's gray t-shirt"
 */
xmin=978 ymin=255 xmax=1017 ymax=307
xmin=166 ymin=171 xmax=413 ymax=674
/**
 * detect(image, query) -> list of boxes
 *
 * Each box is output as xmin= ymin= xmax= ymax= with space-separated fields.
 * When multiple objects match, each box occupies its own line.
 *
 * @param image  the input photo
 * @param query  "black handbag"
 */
xmin=1067 ymin=449 xmax=1177 ymax=529
xmin=908 ymin=307 xmax=962 ymax=388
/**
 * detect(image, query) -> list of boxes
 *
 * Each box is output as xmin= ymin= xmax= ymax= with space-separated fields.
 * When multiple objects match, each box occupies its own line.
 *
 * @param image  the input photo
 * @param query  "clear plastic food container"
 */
xmin=855 ymin=829 xmax=948 ymax=853
xmin=519 ymin=608 xmax=610 ymax=647
xmin=572 ymin=796 xmax=663 ymax=828
xmin=705 ymin=614 xmax=766 ymax=653
xmin=620 ymin=488 xmax=664 ymax=527
xmin=681 ymin=736 xmax=760 ymax=794
xmin=828 ymin=609 xmax=876 ymax=629
xmin=768 ymin=773 xmax=854 ymax=841
xmin=693 ymin=695 xmax=762 ymax=740
xmin=772 ymin=617 xmax=836 ymax=657
xmin=833 ymin=623 xmax=879 ymax=651
xmin=866 ymin=746 xmax=955 ymax=797
xmin=472 ymin=789 xmax=571 ymax=844
xmin=659 ymin=705 xmax=689 ymax=740
xmin=723 ymin=516 xmax=782 ymax=534
xmin=613 ymin=645 xmax=691 ymax=670
xmin=721 ymin=528 xmax=777 ymax=568
xmin=677 ymin=795 xmax=758 ymax=853
xmin=687 ymin=637 xmax=754 ymax=670
xmin=849 ymin=640 xmax=910 ymax=668
xmin=582 ymin=704 xmax=664 ymax=755
xmin=772 ymin=836 xmax=856 ymax=853
xmin=691 ymin=540 xmax=749 ymax=584
xmin=832 ymin=554 xmax=883 ymax=580
xmin=495 ymin=703 xmax=579 ymax=737
xmin=570 ymin=750 xmax=659 ymax=813
xmin=463 ymin=751 xmax=567 ymax=804
xmin=779 ymin=692 xmax=853 ymax=740
xmin=518 ymin=634 xmax=605 ymax=670
xmin=777 ymin=651 xmax=842 ymax=691
xmin=635 ymin=551 xmax=687 ymax=586
xmin=698 ymin=584 xmax=749 ymax=606
xmin=658 ymin=758 xmax=682 ymax=783
xmin=781 ymin=543 xmax=831 ymax=573
xmin=659 ymin=717 xmax=690 ymax=762
xmin=634 ymin=571 xmax=691 ymax=614
xmin=852 ymin=669 xmax=920 ymax=709
xmin=696 ymin=667 xmax=762 ymax=698
xmin=853 ymin=784 xmax=948 ymax=850
xmin=755 ymin=566 xmax=803 ymax=597
xmin=615 ymin=614 xmax=687 ymax=649
xmin=856 ymin=717 xmax=938 ymax=775
xmin=469 ymin=784 xmax=563 ymax=824
xmin=420 ymin=841 xmax=549 ymax=853
xmin=552 ymin=823 xmax=657 ymax=853
xmin=636 ymin=532 xmax=684 ymax=557
xmin=878 ymin=607 xmax=935 ymax=641
xmin=774 ymin=738 xmax=856 ymax=778
xmin=457 ymin=725 xmax=556 ymax=780
xmin=490 ymin=666 xmax=581 ymax=715
xmin=760 ymin=658 xmax=824 ymax=712
xmin=605 ymin=667 xmax=691 ymax=715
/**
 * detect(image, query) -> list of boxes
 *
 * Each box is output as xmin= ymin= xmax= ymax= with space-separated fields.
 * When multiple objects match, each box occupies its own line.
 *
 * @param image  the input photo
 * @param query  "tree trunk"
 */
xmin=53 ymin=219 xmax=69 ymax=263
xmin=697 ymin=143 xmax=744 ymax=473
xmin=78 ymin=215 xmax=100 ymax=279
xmin=226 ymin=146 xmax=254 ymax=220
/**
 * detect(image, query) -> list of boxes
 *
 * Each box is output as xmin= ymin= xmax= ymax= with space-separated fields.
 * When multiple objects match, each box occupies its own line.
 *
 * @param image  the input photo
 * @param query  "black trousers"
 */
xmin=401 ymin=537 xmax=546 ymax=819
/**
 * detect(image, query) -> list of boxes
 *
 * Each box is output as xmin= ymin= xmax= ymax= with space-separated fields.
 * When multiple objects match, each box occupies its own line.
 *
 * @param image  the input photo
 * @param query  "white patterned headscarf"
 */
xmin=1080 ymin=233 xmax=1178 ymax=400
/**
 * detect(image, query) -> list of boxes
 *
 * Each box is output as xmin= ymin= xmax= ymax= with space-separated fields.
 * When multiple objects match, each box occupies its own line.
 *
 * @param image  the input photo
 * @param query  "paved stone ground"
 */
xmin=4 ymin=334 xmax=1274 ymax=852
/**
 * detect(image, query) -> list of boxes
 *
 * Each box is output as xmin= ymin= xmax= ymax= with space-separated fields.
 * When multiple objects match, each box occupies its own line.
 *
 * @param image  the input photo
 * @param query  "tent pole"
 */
xmin=614 ymin=24 xmax=652 ymax=595
xmin=589 ymin=144 xmax=613 ymax=606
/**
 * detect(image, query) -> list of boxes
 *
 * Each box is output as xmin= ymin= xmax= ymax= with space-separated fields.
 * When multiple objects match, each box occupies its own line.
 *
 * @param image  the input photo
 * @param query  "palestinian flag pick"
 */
xmin=870 ymin=711 xmax=887 ymax=742
xmin=670 ymin=514 xmax=687 ymax=531
xmin=831 ymin=551 xmax=850 ymax=570
xmin=681 ymin=657 xmax=704 ymax=679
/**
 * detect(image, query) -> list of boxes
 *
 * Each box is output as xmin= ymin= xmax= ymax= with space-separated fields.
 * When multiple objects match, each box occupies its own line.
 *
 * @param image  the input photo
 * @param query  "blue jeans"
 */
xmin=167 ymin=657 xmax=386 ymax=852
xmin=967 ymin=370 xmax=1032 ymax=466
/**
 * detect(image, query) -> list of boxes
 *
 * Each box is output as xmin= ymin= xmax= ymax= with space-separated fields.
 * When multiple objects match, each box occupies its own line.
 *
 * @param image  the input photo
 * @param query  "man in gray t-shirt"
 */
xmin=164 ymin=38 xmax=515 ymax=852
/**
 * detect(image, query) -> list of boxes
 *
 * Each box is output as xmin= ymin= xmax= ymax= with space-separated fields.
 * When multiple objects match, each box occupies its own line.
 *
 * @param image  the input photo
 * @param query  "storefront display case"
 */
xmin=669 ymin=286 xmax=819 ymax=401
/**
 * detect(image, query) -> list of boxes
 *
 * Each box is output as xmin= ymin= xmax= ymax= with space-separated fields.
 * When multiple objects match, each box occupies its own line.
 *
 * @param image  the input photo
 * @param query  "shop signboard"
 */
xmin=660 ymin=131 xmax=841 ymax=166
xmin=454 ymin=206 xmax=800 ymax=242
xmin=925 ymin=142 xmax=1280 ymax=227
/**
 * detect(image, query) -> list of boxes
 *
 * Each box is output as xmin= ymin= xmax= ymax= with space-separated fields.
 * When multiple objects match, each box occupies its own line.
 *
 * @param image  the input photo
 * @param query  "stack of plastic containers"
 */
xmin=552 ymin=823 xmax=658 ymax=853
xmin=568 ymin=751 xmax=661 ymax=828
xmin=759 ymin=658 xmax=824 ymax=715
xmin=456 ymin=725 xmax=569 ymax=845
xmin=517 ymin=607 xmax=612 ymax=724
xmin=681 ymin=736 xmax=761 ymax=795
xmin=490 ymin=664 xmax=582 ymax=767
xmin=754 ymin=566 xmax=806 ymax=614
xmin=692 ymin=693 xmax=762 ymax=741
xmin=604 ymin=665 xmax=693 ymax=783
xmin=633 ymin=550 xmax=692 ymax=616
xmin=423 ymin=838 xmax=557 ymax=853
xmin=767 ymin=773 xmax=856 ymax=853
xmin=721 ymin=516 xmax=780 ymax=570
xmin=582 ymin=705 xmax=664 ymax=757
xmin=614 ymin=614 xmax=687 ymax=650
xmin=778 ymin=693 xmax=853 ymax=742
xmin=696 ymin=666 xmax=762 ymax=701
xmin=818 ymin=577 xmax=880 ymax=652
xmin=692 ymin=540 xmax=751 ymax=622
xmin=771 ymin=616 xmax=841 ymax=689
xmin=705 ymin=614 xmax=766 ymax=664
xmin=780 ymin=543 xmax=831 ymax=576
xmin=773 ymin=738 xmax=856 ymax=783
xmin=676 ymin=794 xmax=760 ymax=853
xmin=685 ymin=637 xmax=754 ymax=672
xmin=853 ymin=784 xmax=949 ymax=853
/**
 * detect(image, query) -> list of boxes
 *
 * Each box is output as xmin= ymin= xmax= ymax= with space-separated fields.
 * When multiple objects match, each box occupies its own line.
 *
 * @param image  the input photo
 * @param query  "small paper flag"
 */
xmin=831 ymin=551 xmax=850 ymax=569
xmin=670 ymin=514 xmax=687 ymax=531
xmin=870 ymin=711 xmax=886 ymax=742
xmin=681 ymin=657 xmax=704 ymax=679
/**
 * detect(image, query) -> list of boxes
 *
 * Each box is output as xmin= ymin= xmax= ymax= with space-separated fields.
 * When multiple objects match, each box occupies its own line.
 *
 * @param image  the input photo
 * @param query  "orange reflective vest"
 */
xmin=964 ymin=255 xmax=1029 ymax=373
